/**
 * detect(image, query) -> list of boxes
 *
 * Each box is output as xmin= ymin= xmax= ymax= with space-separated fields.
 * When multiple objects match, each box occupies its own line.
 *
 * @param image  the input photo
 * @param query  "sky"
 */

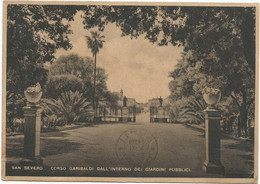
xmin=55 ymin=11 xmax=183 ymax=103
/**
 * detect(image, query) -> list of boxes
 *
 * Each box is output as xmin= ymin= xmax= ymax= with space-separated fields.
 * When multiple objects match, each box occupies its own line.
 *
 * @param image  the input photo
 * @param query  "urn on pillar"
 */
xmin=202 ymin=87 xmax=221 ymax=110
xmin=20 ymin=83 xmax=43 ymax=166
xmin=202 ymin=87 xmax=225 ymax=174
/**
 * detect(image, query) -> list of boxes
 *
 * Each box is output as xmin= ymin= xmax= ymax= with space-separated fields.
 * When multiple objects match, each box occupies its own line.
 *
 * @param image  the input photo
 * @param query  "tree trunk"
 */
xmin=93 ymin=54 xmax=97 ymax=119
xmin=240 ymin=104 xmax=248 ymax=137
xmin=237 ymin=115 xmax=241 ymax=137
xmin=232 ymin=90 xmax=250 ymax=137
xmin=240 ymin=10 xmax=255 ymax=72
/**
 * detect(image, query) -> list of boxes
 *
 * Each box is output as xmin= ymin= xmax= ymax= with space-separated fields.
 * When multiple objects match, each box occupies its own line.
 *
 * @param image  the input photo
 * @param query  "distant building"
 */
xmin=118 ymin=89 xmax=136 ymax=107
xmin=127 ymin=98 xmax=136 ymax=106
xmin=136 ymin=102 xmax=148 ymax=113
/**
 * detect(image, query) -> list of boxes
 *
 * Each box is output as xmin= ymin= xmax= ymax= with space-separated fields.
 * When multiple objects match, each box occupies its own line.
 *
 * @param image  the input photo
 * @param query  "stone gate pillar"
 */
xmin=122 ymin=107 xmax=129 ymax=122
xmin=20 ymin=105 xmax=43 ymax=166
xmin=133 ymin=105 xmax=136 ymax=122
xmin=203 ymin=108 xmax=225 ymax=174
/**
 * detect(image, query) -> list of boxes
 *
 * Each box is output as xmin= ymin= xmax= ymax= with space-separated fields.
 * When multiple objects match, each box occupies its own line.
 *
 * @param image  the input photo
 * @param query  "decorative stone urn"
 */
xmin=24 ymin=82 xmax=42 ymax=104
xmin=202 ymin=87 xmax=221 ymax=109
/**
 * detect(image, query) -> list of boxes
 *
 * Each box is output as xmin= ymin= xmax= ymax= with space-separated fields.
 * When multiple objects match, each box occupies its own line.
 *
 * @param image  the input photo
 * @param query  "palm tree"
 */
xmin=44 ymin=91 xmax=93 ymax=124
xmin=85 ymin=31 xmax=105 ymax=119
xmin=180 ymin=96 xmax=207 ymax=124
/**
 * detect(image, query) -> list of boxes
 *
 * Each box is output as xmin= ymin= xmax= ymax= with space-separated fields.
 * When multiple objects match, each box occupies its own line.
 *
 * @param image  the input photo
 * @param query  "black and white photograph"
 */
xmin=1 ymin=2 xmax=259 ymax=183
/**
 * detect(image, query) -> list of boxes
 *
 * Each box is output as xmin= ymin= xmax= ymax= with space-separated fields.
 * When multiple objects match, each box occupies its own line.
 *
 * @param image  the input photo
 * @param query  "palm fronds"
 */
xmin=179 ymin=96 xmax=207 ymax=124
xmin=44 ymin=91 xmax=93 ymax=124
xmin=85 ymin=31 xmax=105 ymax=56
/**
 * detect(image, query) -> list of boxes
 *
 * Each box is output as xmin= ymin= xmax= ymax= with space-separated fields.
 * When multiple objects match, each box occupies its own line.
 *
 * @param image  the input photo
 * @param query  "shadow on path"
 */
xmin=41 ymin=131 xmax=70 ymax=137
xmin=6 ymin=133 xmax=83 ymax=158
xmin=40 ymin=139 xmax=83 ymax=157
xmin=224 ymin=141 xmax=253 ymax=152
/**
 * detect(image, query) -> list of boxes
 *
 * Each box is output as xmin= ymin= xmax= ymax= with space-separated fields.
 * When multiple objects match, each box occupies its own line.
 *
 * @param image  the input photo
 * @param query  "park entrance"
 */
xmin=95 ymin=105 xmax=136 ymax=122
xmin=149 ymin=106 xmax=170 ymax=123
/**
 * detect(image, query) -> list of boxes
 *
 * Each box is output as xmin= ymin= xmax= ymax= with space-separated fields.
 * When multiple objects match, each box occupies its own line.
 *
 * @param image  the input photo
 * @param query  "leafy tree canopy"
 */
xmin=46 ymin=54 xmax=109 ymax=102
xmin=7 ymin=5 xmax=80 ymax=93
xmin=7 ymin=5 xmax=255 ymax=94
xmin=81 ymin=6 xmax=255 ymax=71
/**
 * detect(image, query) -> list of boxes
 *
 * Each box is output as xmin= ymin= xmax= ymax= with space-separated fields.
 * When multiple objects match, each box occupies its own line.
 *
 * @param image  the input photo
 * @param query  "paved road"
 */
xmin=6 ymin=113 xmax=254 ymax=177
xmin=136 ymin=112 xmax=150 ymax=122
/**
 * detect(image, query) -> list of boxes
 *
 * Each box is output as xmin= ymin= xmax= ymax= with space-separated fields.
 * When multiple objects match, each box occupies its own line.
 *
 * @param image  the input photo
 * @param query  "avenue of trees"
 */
xmin=79 ymin=5 xmax=255 ymax=137
xmin=80 ymin=5 xmax=255 ymax=137
xmin=6 ymin=5 xmax=256 ymax=137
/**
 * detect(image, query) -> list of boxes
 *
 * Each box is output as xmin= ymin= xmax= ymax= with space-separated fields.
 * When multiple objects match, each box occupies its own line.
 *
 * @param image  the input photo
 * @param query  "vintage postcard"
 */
xmin=1 ymin=1 xmax=259 ymax=183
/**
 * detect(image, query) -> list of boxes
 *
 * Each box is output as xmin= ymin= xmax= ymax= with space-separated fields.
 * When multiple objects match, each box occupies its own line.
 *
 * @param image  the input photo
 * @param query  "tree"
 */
xmin=45 ymin=74 xmax=84 ymax=99
xmin=169 ymin=50 xmax=254 ymax=137
xmin=82 ymin=6 xmax=255 ymax=71
xmin=82 ymin=6 xmax=256 ymax=137
xmin=85 ymin=31 xmax=105 ymax=117
xmin=7 ymin=5 xmax=80 ymax=93
xmin=103 ymin=91 xmax=120 ymax=111
xmin=43 ymin=53 xmax=117 ymax=124
xmin=46 ymin=54 xmax=93 ymax=99
xmin=7 ymin=5 xmax=256 ymax=133
xmin=46 ymin=54 xmax=109 ymax=102
xmin=6 ymin=5 xmax=80 ymax=127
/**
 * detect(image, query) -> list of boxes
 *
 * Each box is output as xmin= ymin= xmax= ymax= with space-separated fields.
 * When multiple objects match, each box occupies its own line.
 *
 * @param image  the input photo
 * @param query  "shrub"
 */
xmin=41 ymin=114 xmax=63 ymax=129
xmin=45 ymin=74 xmax=84 ymax=99
xmin=169 ymin=105 xmax=181 ymax=123
xmin=44 ymin=91 xmax=93 ymax=125
xmin=179 ymin=96 xmax=207 ymax=124
xmin=6 ymin=91 xmax=26 ymax=130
